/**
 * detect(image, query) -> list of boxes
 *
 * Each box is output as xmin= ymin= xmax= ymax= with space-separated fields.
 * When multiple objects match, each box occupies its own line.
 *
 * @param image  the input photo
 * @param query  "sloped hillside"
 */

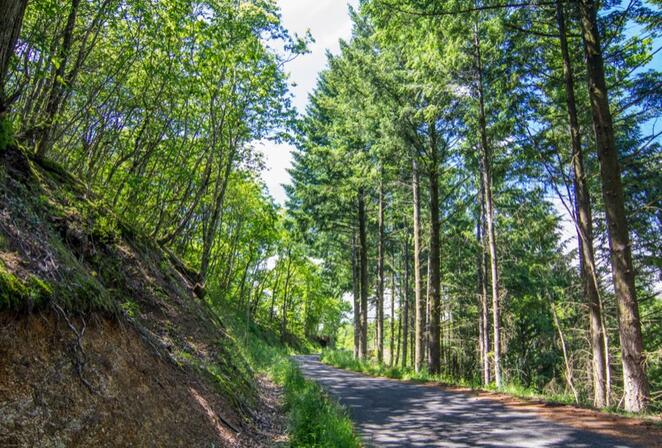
xmin=0 ymin=147 xmax=284 ymax=447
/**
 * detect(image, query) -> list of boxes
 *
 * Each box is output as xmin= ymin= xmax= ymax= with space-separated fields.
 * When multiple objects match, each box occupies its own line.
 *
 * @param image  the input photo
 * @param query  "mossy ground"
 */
xmin=0 ymin=146 xmax=360 ymax=446
xmin=0 ymin=147 xmax=286 ymax=447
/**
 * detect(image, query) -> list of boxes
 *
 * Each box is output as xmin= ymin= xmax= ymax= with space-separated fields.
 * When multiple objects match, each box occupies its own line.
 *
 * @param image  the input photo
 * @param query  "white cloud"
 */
xmin=258 ymin=0 xmax=359 ymax=205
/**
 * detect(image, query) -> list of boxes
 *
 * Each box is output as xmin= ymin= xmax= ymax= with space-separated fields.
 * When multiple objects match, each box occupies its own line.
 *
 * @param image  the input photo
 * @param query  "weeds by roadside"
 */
xmin=322 ymin=349 xmax=578 ymax=405
xmin=226 ymin=318 xmax=361 ymax=447
xmin=320 ymin=349 xmax=662 ymax=422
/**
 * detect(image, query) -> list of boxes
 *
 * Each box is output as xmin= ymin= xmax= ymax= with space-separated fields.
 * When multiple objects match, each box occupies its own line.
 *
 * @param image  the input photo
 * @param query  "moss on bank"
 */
xmin=0 ymin=263 xmax=52 ymax=311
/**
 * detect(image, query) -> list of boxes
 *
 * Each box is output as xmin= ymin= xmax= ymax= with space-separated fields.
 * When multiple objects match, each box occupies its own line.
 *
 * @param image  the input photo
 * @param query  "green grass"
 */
xmin=321 ymin=349 xmax=662 ymax=419
xmin=0 ymin=262 xmax=52 ymax=311
xmin=0 ymin=116 xmax=14 ymax=152
xmin=321 ymin=349 xmax=478 ymax=387
xmin=321 ymin=349 xmax=584 ymax=403
xmin=225 ymin=317 xmax=362 ymax=447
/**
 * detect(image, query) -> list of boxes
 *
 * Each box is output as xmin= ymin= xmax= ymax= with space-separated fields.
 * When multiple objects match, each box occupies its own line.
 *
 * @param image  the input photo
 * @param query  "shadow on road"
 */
xmin=293 ymin=355 xmax=639 ymax=448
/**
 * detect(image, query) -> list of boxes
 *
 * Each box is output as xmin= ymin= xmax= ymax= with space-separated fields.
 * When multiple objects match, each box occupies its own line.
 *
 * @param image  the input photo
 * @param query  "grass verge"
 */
xmin=321 ymin=349 xmax=662 ymax=420
xmin=322 ymin=349 xmax=582 ymax=404
xmin=229 ymin=319 xmax=362 ymax=447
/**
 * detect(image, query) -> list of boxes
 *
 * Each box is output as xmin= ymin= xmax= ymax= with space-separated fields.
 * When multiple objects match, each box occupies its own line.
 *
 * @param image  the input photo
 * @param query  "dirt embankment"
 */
xmin=0 ymin=148 xmax=285 ymax=447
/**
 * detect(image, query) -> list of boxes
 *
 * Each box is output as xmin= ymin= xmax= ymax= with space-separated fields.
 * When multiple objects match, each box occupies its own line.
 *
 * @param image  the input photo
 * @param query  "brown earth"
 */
xmin=0 ymin=147 xmax=287 ymax=447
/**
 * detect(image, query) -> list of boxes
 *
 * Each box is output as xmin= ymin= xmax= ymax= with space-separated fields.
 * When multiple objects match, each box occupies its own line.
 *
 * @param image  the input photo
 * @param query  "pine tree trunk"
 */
xmin=413 ymin=156 xmax=425 ymax=372
xmin=402 ymin=238 xmax=410 ymax=369
xmin=578 ymin=0 xmax=649 ymax=412
xmin=551 ymin=302 xmax=580 ymax=404
xmin=0 ymin=0 xmax=29 ymax=112
xmin=390 ymin=269 xmax=396 ymax=366
xmin=377 ymin=170 xmax=385 ymax=363
xmin=358 ymin=188 xmax=369 ymax=360
xmin=425 ymin=252 xmax=431 ymax=364
xmin=352 ymin=232 xmax=361 ymax=359
xmin=556 ymin=0 xmax=607 ymax=408
xmin=474 ymin=24 xmax=502 ymax=387
xmin=427 ymin=128 xmax=441 ymax=374
xmin=477 ymin=197 xmax=490 ymax=385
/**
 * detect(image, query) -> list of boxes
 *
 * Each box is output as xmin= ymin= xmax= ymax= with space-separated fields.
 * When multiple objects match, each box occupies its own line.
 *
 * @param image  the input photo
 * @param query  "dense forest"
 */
xmin=1 ymin=0 xmax=347 ymax=344
xmin=287 ymin=0 xmax=660 ymax=414
xmin=0 ymin=0 xmax=659 ymax=439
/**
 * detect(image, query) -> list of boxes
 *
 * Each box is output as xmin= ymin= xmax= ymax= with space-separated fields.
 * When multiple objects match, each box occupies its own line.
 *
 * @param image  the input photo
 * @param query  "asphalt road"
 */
xmin=293 ymin=355 xmax=641 ymax=448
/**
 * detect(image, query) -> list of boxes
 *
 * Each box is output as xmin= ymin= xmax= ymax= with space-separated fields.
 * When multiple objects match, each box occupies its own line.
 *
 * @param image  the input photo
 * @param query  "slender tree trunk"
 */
xmin=578 ymin=0 xmax=648 ymax=412
xmin=269 ymin=265 xmax=281 ymax=322
xmin=556 ymin=0 xmax=607 ymax=408
xmin=427 ymin=129 xmax=441 ymax=375
xmin=402 ymin=238 xmax=410 ymax=369
xmin=200 ymin=148 xmax=236 ymax=281
xmin=551 ymin=302 xmax=580 ymax=404
xmin=377 ymin=169 xmax=385 ymax=363
xmin=280 ymin=252 xmax=293 ymax=344
xmin=0 ymin=0 xmax=29 ymax=114
xmin=36 ymin=0 xmax=81 ymax=158
xmin=238 ymin=250 xmax=254 ymax=308
xmin=412 ymin=156 xmax=425 ymax=372
xmin=477 ymin=198 xmax=490 ymax=385
xmin=358 ymin=188 xmax=369 ymax=360
xmin=352 ymin=231 xmax=361 ymax=359
xmin=395 ymin=270 xmax=403 ymax=367
xmin=425 ymin=251 xmax=431 ymax=364
xmin=474 ymin=24 xmax=502 ymax=387
xmin=389 ymin=269 xmax=396 ymax=366
xmin=410 ymin=304 xmax=415 ymax=369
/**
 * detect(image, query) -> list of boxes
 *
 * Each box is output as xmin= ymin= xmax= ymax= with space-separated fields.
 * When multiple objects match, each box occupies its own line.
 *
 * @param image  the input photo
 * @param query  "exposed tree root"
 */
xmin=53 ymin=303 xmax=97 ymax=395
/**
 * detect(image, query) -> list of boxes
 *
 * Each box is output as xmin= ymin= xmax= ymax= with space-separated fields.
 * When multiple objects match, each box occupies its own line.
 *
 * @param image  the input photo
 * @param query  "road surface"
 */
xmin=293 ymin=355 xmax=641 ymax=448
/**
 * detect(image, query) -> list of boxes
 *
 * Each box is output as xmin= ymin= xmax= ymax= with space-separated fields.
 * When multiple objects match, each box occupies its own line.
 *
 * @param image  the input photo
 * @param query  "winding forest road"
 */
xmin=293 ymin=355 xmax=644 ymax=448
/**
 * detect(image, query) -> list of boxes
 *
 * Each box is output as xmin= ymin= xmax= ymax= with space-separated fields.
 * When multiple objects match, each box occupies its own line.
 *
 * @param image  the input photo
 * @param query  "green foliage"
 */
xmin=287 ymin=0 xmax=661 ymax=413
xmin=120 ymin=299 xmax=140 ymax=318
xmin=219 ymin=312 xmax=360 ymax=447
xmin=0 ymin=0 xmax=658 ymax=419
xmin=0 ymin=116 xmax=14 ymax=151
xmin=0 ymin=264 xmax=52 ymax=311
xmin=322 ymin=349 xmax=478 ymax=388
xmin=283 ymin=364 xmax=360 ymax=448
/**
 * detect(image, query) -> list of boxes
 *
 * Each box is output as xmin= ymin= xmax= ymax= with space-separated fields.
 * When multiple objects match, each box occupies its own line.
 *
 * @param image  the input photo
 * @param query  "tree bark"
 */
xmin=412 ymin=156 xmax=425 ymax=372
xmin=377 ymin=169 xmax=385 ymax=363
xmin=474 ymin=24 xmax=502 ymax=387
xmin=36 ymin=0 xmax=81 ymax=158
xmin=200 ymin=146 xmax=236 ymax=281
xmin=358 ymin=188 xmax=369 ymax=360
xmin=280 ymin=251 xmax=293 ymax=344
xmin=551 ymin=302 xmax=580 ymax=404
xmin=578 ymin=0 xmax=648 ymax=412
xmin=269 ymin=264 xmax=281 ymax=322
xmin=556 ymin=0 xmax=607 ymax=408
xmin=390 ymin=269 xmax=396 ymax=366
xmin=402 ymin=238 xmax=410 ymax=369
xmin=427 ymin=127 xmax=442 ymax=375
xmin=352 ymin=231 xmax=361 ymax=359
xmin=0 ymin=0 xmax=29 ymax=112
xmin=477 ymin=195 xmax=490 ymax=385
